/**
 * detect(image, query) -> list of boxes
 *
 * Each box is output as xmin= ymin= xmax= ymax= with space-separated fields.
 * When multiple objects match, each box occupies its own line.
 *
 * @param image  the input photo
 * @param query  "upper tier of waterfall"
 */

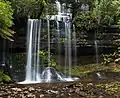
xmin=46 ymin=1 xmax=72 ymax=22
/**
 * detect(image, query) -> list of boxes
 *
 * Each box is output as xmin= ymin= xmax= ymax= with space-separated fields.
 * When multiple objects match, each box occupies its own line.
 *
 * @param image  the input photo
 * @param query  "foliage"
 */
xmin=0 ymin=71 xmax=12 ymax=82
xmin=0 ymin=0 xmax=15 ymax=40
xmin=56 ymin=64 xmax=109 ymax=76
xmin=10 ymin=0 xmax=51 ymax=19
xmin=11 ymin=51 xmax=56 ymax=69
xmin=39 ymin=50 xmax=56 ymax=67
xmin=73 ymin=0 xmax=120 ymax=34
xmin=96 ymin=82 xmax=120 ymax=95
xmin=93 ymin=0 xmax=120 ymax=26
xmin=73 ymin=11 xmax=97 ymax=32
xmin=11 ymin=53 xmax=26 ymax=71
xmin=102 ymin=47 xmax=120 ymax=65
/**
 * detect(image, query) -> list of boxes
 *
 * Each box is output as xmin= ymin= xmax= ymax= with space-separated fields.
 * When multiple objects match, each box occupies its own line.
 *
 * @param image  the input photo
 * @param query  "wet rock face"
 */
xmin=41 ymin=67 xmax=58 ymax=81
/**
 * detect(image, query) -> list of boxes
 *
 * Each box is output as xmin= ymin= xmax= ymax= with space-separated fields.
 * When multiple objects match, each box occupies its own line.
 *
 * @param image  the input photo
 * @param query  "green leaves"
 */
xmin=73 ymin=11 xmax=97 ymax=32
xmin=0 ymin=0 xmax=14 ymax=41
xmin=102 ymin=48 xmax=120 ymax=65
xmin=0 ymin=28 xmax=15 ymax=41
xmin=39 ymin=50 xmax=57 ymax=67
xmin=93 ymin=0 xmax=120 ymax=26
xmin=11 ymin=0 xmax=50 ymax=19
xmin=0 ymin=71 xmax=12 ymax=82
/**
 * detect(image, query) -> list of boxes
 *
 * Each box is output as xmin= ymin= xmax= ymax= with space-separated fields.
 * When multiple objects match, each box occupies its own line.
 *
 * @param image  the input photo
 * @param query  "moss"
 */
xmin=96 ymin=82 xmax=120 ymax=95
xmin=56 ymin=63 xmax=120 ymax=77
xmin=111 ymin=68 xmax=120 ymax=72
xmin=56 ymin=64 xmax=111 ymax=76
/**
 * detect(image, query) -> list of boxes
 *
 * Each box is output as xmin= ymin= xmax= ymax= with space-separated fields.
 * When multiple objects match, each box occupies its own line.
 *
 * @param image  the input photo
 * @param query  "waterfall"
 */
xmin=94 ymin=0 xmax=101 ymax=64
xmin=18 ymin=0 xmax=79 ymax=84
xmin=55 ymin=0 xmax=61 ymax=14
xmin=56 ymin=21 xmax=61 ymax=66
xmin=25 ymin=19 xmax=33 ymax=81
xmin=94 ymin=40 xmax=99 ymax=64
xmin=24 ymin=19 xmax=42 ymax=83
xmin=64 ymin=22 xmax=68 ymax=75
xmin=47 ymin=19 xmax=51 ymax=67
xmin=68 ymin=22 xmax=72 ymax=77
xmin=73 ymin=24 xmax=77 ymax=66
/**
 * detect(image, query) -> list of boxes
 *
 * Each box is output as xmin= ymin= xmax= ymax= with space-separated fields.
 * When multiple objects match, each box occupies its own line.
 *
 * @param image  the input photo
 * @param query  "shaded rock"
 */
xmin=79 ymin=91 xmax=87 ymax=97
xmin=69 ymin=88 xmax=75 ymax=93
xmin=95 ymin=72 xmax=107 ymax=80
xmin=60 ymin=93 xmax=64 ymax=96
xmin=75 ymin=88 xmax=80 ymax=94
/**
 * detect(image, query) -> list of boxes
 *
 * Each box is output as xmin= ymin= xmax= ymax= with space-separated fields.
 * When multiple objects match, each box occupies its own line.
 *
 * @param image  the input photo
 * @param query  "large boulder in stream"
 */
xmin=41 ymin=67 xmax=58 ymax=82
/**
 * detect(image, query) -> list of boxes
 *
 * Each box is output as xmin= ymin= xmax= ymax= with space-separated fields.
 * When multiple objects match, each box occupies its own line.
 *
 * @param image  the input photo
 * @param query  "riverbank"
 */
xmin=1 ymin=80 xmax=120 ymax=98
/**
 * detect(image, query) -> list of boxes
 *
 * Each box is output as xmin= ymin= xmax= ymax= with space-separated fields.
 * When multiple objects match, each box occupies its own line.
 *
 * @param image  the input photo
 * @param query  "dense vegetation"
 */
xmin=0 ymin=0 xmax=14 ymax=41
xmin=0 ymin=0 xmax=120 ymax=41
xmin=0 ymin=0 xmax=120 ymax=83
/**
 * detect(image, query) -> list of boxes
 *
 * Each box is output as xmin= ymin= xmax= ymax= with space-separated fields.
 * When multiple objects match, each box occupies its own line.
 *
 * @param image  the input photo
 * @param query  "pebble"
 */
xmin=61 ymin=93 xmax=64 ymax=96
xmin=24 ymin=91 xmax=29 ymax=94
xmin=50 ymin=90 xmax=59 ymax=94
xmin=29 ymin=87 xmax=35 ymax=91
xmin=46 ymin=90 xmax=59 ymax=94
xmin=87 ymin=83 xmax=93 ymax=86
xmin=36 ymin=88 xmax=42 ymax=92
xmin=40 ymin=94 xmax=44 ymax=98
xmin=11 ymin=88 xmax=22 ymax=92
xmin=0 ymin=93 xmax=2 ymax=96
xmin=75 ymin=88 xmax=80 ymax=94
xmin=27 ymin=93 xmax=36 ymax=98
xmin=69 ymin=88 xmax=75 ymax=93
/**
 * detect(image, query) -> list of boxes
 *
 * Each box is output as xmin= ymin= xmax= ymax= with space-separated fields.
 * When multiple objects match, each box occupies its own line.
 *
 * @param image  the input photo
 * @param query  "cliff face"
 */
xmin=1 ymin=20 xmax=119 ymax=54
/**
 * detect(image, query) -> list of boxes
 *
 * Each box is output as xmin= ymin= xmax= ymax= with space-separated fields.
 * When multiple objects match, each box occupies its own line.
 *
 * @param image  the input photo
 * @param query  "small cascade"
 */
xmin=19 ymin=0 xmax=79 ymax=84
xmin=94 ymin=40 xmax=99 ymax=64
xmin=2 ymin=39 xmax=6 ymax=65
xmin=67 ymin=22 xmax=72 ymax=78
xmin=56 ymin=21 xmax=61 ymax=66
xmin=0 ymin=39 xmax=6 ymax=69
xmin=55 ymin=0 xmax=61 ymax=14
xmin=47 ymin=19 xmax=51 ymax=67
xmin=72 ymin=24 xmax=77 ymax=66
xmin=94 ymin=0 xmax=101 ymax=64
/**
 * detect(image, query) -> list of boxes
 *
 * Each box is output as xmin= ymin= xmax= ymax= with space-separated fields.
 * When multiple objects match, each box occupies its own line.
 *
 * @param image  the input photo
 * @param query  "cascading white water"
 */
xmin=25 ymin=19 xmax=33 ymax=81
xmin=94 ymin=40 xmax=99 ymax=64
xmin=64 ymin=22 xmax=68 ymax=74
xmin=55 ymin=0 xmax=61 ymax=14
xmin=64 ymin=21 xmax=75 ymax=81
xmin=67 ymin=22 xmax=72 ymax=78
xmin=72 ymin=24 xmax=77 ymax=66
xmin=94 ymin=0 xmax=100 ymax=64
xmin=18 ymin=0 xmax=79 ymax=84
xmin=56 ymin=21 xmax=61 ymax=66
xmin=20 ymin=19 xmax=42 ymax=84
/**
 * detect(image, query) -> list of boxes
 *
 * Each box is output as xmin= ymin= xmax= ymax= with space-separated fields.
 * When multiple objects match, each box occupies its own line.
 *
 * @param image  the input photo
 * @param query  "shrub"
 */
xmin=0 ymin=71 xmax=12 ymax=82
xmin=0 ymin=0 xmax=15 ymax=40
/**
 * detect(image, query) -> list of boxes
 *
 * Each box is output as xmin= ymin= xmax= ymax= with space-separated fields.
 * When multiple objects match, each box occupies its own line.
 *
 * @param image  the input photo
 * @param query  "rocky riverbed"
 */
xmin=1 ymin=80 xmax=120 ymax=98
